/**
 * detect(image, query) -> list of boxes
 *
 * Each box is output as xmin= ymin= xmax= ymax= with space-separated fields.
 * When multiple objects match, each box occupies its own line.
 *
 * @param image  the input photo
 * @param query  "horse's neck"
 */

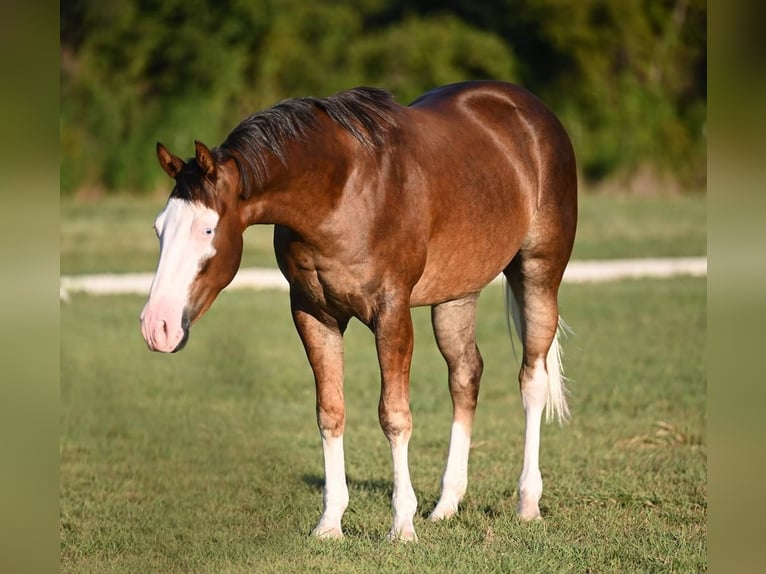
xmin=242 ymin=133 xmax=354 ymax=239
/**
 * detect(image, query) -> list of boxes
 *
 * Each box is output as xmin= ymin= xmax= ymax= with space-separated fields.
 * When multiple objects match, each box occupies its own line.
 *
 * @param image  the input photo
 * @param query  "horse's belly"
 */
xmin=409 ymin=234 xmax=521 ymax=306
xmin=407 ymin=181 xmax=532 ymax=306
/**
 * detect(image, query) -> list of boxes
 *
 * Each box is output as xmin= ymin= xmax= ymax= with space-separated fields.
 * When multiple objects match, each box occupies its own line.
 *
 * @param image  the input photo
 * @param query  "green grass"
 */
xmin=60 ymin=192 xmax=707 ymax=570
xmin=571 ymin=194 xmax=707 ymax=260
xmin=60 ymin=193 xmax=706 ymax=275
xmin=61 ymin=278 xmax=706 ymax=573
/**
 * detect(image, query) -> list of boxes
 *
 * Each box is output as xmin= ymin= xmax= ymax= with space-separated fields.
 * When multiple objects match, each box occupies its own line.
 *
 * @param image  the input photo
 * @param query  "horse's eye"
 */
xmin=204 ymin=228 xmax=214 ymax=236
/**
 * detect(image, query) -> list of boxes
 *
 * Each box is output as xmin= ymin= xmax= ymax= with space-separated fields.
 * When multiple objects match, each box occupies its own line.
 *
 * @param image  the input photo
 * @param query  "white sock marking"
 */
xmin=313 ymin=433 xmax=348 ymax=538
xmin=389 ymin=436 xmax=418 ymax=541
xmin=518 ymin=358 xmax=547 ymax=520
xmin=431 ymin=422 xmax=470 ymax=520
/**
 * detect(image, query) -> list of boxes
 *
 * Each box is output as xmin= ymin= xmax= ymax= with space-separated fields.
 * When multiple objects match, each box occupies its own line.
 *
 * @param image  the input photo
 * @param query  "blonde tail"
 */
xmin=544 ymin=317 xmax=571 ymax=423
xmin=505 ymin=281 xmax=571 ymax=424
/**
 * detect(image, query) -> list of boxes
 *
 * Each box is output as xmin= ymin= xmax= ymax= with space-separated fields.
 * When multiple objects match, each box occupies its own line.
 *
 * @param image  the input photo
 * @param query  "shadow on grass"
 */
xmin=301 ymin=473 xmax=393 ymax=498
xmin=302 ymin=473 xmax=524 ymax=522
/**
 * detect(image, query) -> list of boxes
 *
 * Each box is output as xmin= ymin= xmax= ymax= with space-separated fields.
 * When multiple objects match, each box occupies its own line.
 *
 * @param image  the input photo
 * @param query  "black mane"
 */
xmin=218 ymin=87 xmax=398 ymax=191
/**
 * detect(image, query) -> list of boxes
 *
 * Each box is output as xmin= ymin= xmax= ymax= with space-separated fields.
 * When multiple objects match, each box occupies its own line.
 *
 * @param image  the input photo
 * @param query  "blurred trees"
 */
xmin=60 ymin=0 xmax=706 ymax=194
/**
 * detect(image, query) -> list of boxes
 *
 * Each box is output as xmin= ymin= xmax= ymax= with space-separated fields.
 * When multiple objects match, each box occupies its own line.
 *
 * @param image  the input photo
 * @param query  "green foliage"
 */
xmin=60 ymin=0 xmax=706 ymax=195
xmin=350 ymin=14 xmax=518 ymax=105
xmin=527 ymin=0 xmax=707 ymax=187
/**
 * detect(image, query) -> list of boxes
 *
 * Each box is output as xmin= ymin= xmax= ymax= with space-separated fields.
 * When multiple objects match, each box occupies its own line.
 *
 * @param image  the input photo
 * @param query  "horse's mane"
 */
xmin=218 ymin=87 xmax=398 ymax=191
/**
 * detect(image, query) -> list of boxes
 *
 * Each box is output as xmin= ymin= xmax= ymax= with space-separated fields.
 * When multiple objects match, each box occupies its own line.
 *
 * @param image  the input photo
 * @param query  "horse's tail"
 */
xmin=504 ymin=280 xmax=571 ymax=424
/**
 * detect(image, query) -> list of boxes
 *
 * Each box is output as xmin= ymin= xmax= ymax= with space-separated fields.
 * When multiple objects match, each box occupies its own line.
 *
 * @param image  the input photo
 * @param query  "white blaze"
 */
xmin=140 ymin=198 xmax=219 ymax=352
xmin=149 ymin=199 xmax=219 ymax=302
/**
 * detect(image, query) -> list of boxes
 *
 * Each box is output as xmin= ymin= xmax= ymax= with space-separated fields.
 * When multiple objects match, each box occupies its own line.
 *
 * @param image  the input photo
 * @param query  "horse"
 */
xmin=140 ymin=80 xmax=577 ymax=541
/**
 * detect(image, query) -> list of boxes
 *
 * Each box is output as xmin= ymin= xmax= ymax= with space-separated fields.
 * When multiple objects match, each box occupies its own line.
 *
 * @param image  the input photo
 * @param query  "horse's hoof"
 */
xmin=386 ymin=526 xmax=418 ymax=542
xmin=429 ymin=504 xmax=458 ymax=521
xmin=517 ymin=500 xmax=543 ymax=522
xmin=311 ymin=525 xmax=344 ymax=539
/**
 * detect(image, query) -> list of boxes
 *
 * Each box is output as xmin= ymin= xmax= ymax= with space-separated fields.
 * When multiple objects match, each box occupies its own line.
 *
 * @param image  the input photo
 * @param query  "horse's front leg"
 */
xmin=373 ymin=298 xmax=418 ymax=541
xmin=291 ymin=301 xmax=348 ymax=539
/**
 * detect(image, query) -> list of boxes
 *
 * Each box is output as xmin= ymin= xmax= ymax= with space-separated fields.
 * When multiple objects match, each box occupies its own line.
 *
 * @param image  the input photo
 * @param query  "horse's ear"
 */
xmin=195 ymin=140 xmax=216 ymax=180
xmin=156 ymin=142 xmax=184 ymax=179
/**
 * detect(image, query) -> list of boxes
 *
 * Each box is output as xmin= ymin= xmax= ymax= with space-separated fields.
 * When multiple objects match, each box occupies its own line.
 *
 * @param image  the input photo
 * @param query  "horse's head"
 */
xmin=140 ymin=141 xmax=245 ymax=353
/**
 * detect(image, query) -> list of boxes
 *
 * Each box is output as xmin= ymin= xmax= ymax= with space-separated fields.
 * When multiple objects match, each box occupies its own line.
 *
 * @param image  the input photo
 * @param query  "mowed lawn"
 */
xmin=60 ymin=193 xmax=706 ymax=572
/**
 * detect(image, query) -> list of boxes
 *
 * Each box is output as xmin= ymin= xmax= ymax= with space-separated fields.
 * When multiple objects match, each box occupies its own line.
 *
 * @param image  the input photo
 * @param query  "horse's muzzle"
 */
xmin=140 ymin=304 xmax=192 ymax=353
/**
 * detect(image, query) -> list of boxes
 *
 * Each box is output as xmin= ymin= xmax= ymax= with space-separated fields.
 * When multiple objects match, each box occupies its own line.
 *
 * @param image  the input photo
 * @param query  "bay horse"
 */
xmin=140 ymin=81 xmax=577 ymax=541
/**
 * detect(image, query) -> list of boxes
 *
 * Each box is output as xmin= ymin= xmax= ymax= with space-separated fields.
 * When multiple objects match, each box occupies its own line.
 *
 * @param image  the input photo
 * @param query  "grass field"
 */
xmin=60 ymin=194 xmax=706 ymax=572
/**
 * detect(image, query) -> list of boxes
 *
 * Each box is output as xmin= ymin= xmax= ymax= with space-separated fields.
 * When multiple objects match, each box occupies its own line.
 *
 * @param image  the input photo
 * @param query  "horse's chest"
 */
xmin=278 ymin=252 xmax=375 ymax=322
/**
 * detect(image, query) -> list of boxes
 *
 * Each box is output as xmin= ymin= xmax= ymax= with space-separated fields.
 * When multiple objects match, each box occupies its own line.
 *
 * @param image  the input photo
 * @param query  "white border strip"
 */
xmin=562 ymin=256 xmax=706 ymax=284
xmin=60 ymin=257 xmax=706 ymax=299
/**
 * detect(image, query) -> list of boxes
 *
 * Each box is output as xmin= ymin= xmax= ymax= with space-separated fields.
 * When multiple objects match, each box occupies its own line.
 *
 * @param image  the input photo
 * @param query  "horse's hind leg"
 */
xmin=505 ymin=253 xmax=568 ymax=521
xmin=429 ymin=293 xmax=483 ymax=521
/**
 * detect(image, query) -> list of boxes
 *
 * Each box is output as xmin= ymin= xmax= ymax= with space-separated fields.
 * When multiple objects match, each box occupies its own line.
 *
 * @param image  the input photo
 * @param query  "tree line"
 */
xmin=61 ymin=0 xmax=706 ymax=195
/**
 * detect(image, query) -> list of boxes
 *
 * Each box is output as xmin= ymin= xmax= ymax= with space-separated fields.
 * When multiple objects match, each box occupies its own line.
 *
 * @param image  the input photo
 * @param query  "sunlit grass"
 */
xmin=61 ymin=277 xmax=706 ymax=573
xmin=571 ymin=193 xmax=707 ymax=260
